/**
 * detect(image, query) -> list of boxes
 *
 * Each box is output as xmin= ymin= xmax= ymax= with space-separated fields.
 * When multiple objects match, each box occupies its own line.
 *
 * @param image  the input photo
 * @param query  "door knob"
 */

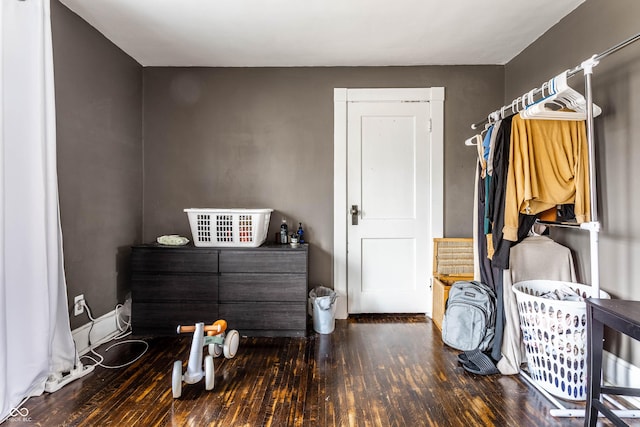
xmin=351 ymin=205 xmax=359 ymax=225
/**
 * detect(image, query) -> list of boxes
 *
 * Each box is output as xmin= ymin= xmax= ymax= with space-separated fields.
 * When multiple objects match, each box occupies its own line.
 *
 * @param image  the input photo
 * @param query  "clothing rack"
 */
xmin=467 ymin=32 xmax=640 ymax=420
xmin=468 ymin=31 xmax=640 ymax=299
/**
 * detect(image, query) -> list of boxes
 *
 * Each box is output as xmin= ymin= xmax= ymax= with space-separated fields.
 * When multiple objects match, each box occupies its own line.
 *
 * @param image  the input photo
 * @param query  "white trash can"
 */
xmin=309 ymin=286 xmax=337 ymax=334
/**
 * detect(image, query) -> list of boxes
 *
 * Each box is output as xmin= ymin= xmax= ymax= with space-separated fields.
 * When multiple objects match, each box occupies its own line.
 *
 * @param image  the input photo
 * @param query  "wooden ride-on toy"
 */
xmin=172 ymin=320 xmax=240 ymax=398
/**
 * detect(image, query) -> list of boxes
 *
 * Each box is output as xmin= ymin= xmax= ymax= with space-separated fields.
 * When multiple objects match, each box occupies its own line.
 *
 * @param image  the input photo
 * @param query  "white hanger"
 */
xmin=500 ymin=105 xmax=508 ymax=119
xmin=525 ymin=89 xmax=536 ymax=108
xmin=512 ymin=96 xmax=522 ymax=115
xmin=520 ymin=71 xmax=602 ymax=120
xmin=464 ymin=134 xmax=483 ymax=146
xmin=464 ymin=119 xmax=494 ymax=146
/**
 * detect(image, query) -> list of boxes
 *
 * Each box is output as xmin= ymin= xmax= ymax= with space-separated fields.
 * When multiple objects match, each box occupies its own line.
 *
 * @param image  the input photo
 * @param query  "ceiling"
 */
xmin=59 ymin=0 xmax=585 ymax=67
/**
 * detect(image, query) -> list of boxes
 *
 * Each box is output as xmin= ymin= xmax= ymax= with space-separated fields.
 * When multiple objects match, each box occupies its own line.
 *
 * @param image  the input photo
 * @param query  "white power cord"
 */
xmin=115 ymin=303 xmax=132 ymax=335
xmin=79 ymin=299 xmax=148 ymax=370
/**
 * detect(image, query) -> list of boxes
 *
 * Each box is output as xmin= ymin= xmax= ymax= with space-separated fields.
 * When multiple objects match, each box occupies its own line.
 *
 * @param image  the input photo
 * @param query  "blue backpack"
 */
xmin=441 ymin=281 xmax=496 ymax=352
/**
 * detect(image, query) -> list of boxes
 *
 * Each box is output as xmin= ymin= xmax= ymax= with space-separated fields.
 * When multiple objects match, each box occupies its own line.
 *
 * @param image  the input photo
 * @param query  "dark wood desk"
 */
xmin=585 ymin=298 xmax=640 ymax=426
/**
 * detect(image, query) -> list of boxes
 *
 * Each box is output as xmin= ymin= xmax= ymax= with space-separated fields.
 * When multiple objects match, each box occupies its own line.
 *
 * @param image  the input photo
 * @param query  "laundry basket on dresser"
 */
xmin=184 ymin=208 xmax=272 ymax=247
xmin=512 ymin=280 xmax=610 ymax=401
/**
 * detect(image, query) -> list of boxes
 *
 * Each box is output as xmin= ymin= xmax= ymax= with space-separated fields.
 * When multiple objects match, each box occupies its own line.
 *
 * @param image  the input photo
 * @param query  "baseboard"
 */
xmin=603 ymin=350 xmax=640 ymax=407
xmin=72 ymin=309 xmax=121 ymax=355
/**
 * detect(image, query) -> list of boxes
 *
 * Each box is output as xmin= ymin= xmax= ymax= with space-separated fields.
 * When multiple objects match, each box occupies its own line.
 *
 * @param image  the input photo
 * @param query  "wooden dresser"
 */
xmin=131 ymin=243 xmax=309 ymax=337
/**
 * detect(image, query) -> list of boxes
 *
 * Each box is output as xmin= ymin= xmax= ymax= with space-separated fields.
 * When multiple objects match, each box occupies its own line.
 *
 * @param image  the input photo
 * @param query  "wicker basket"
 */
xmin=432 ymin=238 xmax=474 ymax=330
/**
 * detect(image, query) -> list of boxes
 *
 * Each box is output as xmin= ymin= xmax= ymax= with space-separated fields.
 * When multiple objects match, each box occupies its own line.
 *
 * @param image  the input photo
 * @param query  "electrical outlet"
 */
xmin=74 ymin=294 xmax=85 ymax=316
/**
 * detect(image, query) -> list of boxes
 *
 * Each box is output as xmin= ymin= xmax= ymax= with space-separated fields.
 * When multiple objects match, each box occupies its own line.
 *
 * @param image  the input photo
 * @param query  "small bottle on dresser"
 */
xmin=280 ymin=218 xmax=288 ymax=244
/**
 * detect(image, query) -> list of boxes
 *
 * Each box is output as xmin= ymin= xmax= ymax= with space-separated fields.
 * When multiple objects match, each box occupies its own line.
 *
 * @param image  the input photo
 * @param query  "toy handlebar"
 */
xmin=177 ymin=319 xmax=227 ymax=336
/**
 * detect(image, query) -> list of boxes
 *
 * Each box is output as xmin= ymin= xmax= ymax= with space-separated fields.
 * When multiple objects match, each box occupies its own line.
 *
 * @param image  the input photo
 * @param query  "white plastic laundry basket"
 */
xmin=513 ymin=280 xmax=610 ymax=401
xmin=184 ymin=208 xmax=272 ymax=247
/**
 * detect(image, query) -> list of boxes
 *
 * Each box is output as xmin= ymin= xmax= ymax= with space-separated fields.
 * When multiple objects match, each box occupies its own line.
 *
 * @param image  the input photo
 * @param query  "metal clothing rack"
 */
xmin=469 ymin=31 xmax=640 ymax=298
xmin=467 ymin=32 xmax=640 ymax=419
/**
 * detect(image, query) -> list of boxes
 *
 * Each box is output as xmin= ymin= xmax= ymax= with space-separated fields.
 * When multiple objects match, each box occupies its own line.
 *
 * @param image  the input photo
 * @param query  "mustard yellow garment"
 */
xmin=502 ymin=115 xmax=590 ymax=241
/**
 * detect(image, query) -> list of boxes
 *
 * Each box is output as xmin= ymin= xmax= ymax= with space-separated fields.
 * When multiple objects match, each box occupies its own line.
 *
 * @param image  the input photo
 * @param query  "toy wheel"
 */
xmin=204 ymin=355 xmax=215 ymax=391
xmin=208 ymin=343 xmax=223 ymax=358
xmin=172 ymin=360 xmax=183 ymax=398
xmin=223 ymin=329 xmax=240 ymax=359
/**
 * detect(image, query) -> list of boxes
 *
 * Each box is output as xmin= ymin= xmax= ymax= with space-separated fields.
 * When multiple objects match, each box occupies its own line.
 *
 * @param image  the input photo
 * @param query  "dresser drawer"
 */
xmin=219 ymin=250 xmax=307 ymax=273
xmin=219 ymin=302 xmax=307 ymax=331
xmin=132 ymin=274 xmax=218 ymax=302
xmin=219 ymin=273 xmax=306 ymax=302
xmin=131 ymin=247 xmax=218 ymax=273
xmin=132 ymin=301 xmax=219 ymax=336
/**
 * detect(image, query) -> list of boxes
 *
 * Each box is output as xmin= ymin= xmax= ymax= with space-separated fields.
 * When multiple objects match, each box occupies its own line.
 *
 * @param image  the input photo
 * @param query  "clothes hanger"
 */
xmin=512 ymin=96 xmax=523 ymax=115
xmin=520 ymin=71 xmax=602 ymax=120
xmin=539 ymin=82 xmax=547 ymax=101
xmin=500 ymin=105 xmax=508 ymax=120
xmin=464 ymin=134 xmax=483 ymax=146
xmin=464 ymin=111 xmax=499 ymax=146
xmin=512 ymin=98 xmax=519 ymax=114
xmin=524 ymin=89 xmax=536 ymax=109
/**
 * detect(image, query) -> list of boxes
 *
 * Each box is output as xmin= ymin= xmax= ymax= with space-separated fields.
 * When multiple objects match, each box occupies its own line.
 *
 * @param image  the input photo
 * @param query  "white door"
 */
xmin=347 ymin=99 xmax=431 ymax=313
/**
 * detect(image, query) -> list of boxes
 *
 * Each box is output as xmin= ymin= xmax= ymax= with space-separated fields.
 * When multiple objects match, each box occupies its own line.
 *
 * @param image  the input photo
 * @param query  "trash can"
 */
xmin=309 ymin=286 xmax=337 ymax=334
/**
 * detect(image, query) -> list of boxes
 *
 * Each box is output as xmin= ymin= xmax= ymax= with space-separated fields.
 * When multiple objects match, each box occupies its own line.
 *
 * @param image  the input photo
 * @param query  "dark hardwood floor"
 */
xmin=16 ymin=315 xmax=635 ymax=426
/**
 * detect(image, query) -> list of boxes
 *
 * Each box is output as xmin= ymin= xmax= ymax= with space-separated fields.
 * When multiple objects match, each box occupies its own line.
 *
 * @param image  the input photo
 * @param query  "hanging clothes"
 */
xmin=486 ymin=117 xmax=510 ymax=238
xmin=486 ymin=120 xmax=500 ymax=178
xmin=482 ymin=116 xmax=537 ymax=270
xmin=497 ymin=235 xmax=576 ymax=375
xmin=484 ymin=121 xmax=500 ymax=235
xmin=474 ymin=116 xmax=538 ymax=362
xmin=481 ymin=125 xmax=493 ymax=175
xmin=502 ymin=115 xmax=590 ymax=242
xmin=476 ymin=125 xmax=492 ymax=180
xmin=475 ymin=160 xmax=498 ymax=291
xmin=475 ymin=156 xmax=504 ymax=364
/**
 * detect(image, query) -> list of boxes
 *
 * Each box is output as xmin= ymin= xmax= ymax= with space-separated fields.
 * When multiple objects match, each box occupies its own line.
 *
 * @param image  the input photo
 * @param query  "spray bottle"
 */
xmin=280 ymin=218 xmax=288 ymax=244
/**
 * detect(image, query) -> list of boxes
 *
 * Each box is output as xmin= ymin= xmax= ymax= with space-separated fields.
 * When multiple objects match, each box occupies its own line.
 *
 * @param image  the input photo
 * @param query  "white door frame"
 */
xmin=333 ymin=87 xmax=444 ymax=319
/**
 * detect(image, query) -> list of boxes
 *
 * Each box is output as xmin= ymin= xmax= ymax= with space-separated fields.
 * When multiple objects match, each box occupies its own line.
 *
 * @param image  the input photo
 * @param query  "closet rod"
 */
xmin=471 ymin=32 xmax=640 ymax=130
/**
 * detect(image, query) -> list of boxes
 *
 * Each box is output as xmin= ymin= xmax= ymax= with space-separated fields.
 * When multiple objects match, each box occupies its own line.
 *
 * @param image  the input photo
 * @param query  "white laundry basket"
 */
xmin=184 ymin=208 xmax=272 ymax=247
xmin=512 ymin=280 xmax=610 ymax=401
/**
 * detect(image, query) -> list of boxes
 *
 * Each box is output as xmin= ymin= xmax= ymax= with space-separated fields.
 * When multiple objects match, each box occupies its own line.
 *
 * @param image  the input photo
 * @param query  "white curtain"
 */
xmin=0 ymin=0 xmax=77 ymax=422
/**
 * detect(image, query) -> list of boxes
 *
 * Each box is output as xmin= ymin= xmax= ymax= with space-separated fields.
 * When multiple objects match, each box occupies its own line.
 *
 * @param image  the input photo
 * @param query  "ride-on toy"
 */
xmin=172 ymin=320 xmax=240 ymax=398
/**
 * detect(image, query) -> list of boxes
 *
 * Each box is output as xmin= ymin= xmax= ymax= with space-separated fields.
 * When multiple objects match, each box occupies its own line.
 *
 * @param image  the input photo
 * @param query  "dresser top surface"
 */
xmin=132 ymin=243 xmax=308 ymax=252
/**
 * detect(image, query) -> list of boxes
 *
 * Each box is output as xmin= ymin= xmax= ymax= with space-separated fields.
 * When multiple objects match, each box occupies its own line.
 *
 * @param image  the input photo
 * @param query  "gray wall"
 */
xmin=52 ymin=0 xmax=502 ymax=326
xmin=505 ymin=0 xmax=640 ymax=364
xmin=51 ymin=0 xmax=143 ymax=329
xmin=54 ymin=0 xmax=640 ymax=367
xmin=142 ymin=67 xmax=503 ymax=288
